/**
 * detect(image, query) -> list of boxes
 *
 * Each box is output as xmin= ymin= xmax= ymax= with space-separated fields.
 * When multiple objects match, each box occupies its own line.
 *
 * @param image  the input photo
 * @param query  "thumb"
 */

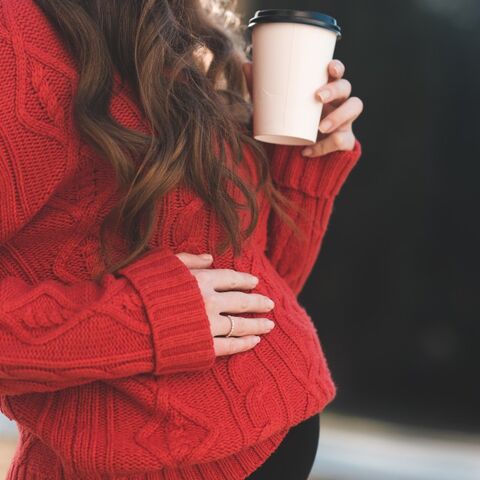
xmin=242 ymin=61 xmax=253 ymax=101
xmin=175 ymin=252 xmax=213 ymax=269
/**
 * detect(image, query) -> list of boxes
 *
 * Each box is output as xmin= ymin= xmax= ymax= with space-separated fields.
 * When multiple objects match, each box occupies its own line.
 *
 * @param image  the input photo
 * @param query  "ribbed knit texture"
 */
xmin=0 ymin=1 xmax=362 ymax=478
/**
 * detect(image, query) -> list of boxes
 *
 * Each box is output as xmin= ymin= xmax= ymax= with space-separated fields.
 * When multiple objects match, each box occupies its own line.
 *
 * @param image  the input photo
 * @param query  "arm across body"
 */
xmin=0 ymin=34 xmax=215 ymax=397
xmin=0 ymin=247 xmax=216 ymax=396
xmin=265 ymin=140 xmax=362 ymax=297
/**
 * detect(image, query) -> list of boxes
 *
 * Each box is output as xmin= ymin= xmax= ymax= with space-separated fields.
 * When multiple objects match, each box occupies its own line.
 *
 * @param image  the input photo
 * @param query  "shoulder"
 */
xmin=0 ymin=0 xmax=70 ymax=54
xmin=0 ymin=0 xmax=80 ymax=244
xmin=0 ymin=0 xmax=79 ymax=149
xmin=0 ymin=0 xmax=78 ymax=87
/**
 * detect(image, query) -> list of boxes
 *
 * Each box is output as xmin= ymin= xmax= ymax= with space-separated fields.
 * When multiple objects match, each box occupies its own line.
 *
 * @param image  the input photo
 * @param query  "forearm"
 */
xmin=0 ymin=247 xmax=215 ymax=396
xmin=265 ymin=140 xmax=362 ymax=296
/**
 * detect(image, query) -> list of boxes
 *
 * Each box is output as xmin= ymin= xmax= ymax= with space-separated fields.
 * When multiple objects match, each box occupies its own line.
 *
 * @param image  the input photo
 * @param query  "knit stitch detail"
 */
xmin=118 ymin=248 xmax=216 ymax=375
xmin=0 ymin=247 xmax=215 ymax=396
xmin=0 ymin=0 xmax=362 ymax=477
xmin=31 ymin=62 xmax=65 ymax=126
xmin=268 ymin=139 xmax=362 ymax=198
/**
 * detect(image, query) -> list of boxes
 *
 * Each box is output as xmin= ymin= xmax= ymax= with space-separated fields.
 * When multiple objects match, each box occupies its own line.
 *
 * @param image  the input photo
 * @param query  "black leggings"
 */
xmin=246 ymin=413 xmax=320 ymax=480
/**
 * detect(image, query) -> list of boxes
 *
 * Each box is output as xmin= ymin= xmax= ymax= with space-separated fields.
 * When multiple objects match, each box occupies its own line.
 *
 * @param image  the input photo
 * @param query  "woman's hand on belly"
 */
xmin=176 ymin=252 xmax=276 ymax=357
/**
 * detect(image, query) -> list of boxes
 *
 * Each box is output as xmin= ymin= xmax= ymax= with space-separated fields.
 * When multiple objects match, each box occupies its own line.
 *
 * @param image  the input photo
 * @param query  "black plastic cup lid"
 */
xmin=247 ymin=9 xmax=341 ymax=38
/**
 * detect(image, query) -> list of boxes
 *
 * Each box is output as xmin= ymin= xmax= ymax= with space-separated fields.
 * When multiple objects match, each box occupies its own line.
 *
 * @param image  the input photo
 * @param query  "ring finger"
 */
xmin=215 ymin=314 xmax=275 ymax=337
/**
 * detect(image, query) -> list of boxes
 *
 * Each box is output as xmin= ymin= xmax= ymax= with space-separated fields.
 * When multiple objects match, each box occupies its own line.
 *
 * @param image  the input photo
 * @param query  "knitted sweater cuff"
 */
xmin=118 ymin=248 xmax=216 ymax=375
xmin=268 ymin=139 xmax=362 ymax=198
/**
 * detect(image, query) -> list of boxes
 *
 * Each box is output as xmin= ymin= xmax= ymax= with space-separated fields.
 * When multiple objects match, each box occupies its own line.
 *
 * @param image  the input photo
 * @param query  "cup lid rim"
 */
xmin=247 ymin=9 xmax=342 ymax=37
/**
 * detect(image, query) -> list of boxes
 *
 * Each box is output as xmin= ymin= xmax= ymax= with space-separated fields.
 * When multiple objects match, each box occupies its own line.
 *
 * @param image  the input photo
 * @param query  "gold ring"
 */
xmin=225 ymin=314 xmax=235 ymax=337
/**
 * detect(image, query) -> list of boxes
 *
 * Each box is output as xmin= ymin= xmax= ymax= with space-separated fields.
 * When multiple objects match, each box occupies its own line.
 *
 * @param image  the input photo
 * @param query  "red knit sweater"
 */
xmin=0 ymin=1 xmax=362 ymax=478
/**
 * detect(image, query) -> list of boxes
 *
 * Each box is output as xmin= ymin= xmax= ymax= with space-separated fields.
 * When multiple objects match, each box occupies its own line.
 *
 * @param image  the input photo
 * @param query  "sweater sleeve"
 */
xmin=1 ymin=125 xmax=215 ymax=396
xmin=0 ymin=34 xmax=215 ymax=396
xmin=264 ymin=139 xmax=362 ymax=297
xmin=0 ymin=246 xmax=216 ymax=396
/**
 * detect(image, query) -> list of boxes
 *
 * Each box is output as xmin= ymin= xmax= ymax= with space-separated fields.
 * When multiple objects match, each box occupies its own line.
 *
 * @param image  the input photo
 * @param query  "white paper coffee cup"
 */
xmin=247 ymin=9 xmax=342 ymax=145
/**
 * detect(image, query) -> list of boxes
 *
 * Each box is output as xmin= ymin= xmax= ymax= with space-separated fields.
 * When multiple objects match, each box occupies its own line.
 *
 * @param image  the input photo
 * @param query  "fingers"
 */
xmin=214 ymin=335 xmax=261 ymax=357
xmin=214 ymin=290 xmax=275 ymax=315
xmin=212 ymin=313 xmax=275 ymax=337
xmin=175 ymin=252 xmax=213 ymax=269
xmin=207 ymin=268 xmax=259 ymax=291
xmin=328 ymin=59 xmax=345 ymax=80
xmin=303 ymin=127 xmax=357 ymax=157
xmin=316 ymin=78 xmax=352 ymax=105
xmin=318 ymin=96 xmax=364 ymax=134
xmin=213 ymin=312 xmax=277 ymax=355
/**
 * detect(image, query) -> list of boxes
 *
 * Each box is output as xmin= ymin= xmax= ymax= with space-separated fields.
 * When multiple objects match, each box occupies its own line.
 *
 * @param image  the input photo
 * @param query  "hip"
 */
xmin=246 ymin=413 xmax=320 ymax=479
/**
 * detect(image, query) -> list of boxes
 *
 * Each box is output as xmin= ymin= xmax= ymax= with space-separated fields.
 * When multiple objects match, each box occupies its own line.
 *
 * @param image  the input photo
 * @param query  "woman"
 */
xmin=0 ymin=0 xmax=363 ymax=478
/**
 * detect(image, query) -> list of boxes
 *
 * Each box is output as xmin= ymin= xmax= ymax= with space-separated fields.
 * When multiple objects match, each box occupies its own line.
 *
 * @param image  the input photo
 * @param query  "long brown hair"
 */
xmin=34 ymin=0 xmax=307 ymax=277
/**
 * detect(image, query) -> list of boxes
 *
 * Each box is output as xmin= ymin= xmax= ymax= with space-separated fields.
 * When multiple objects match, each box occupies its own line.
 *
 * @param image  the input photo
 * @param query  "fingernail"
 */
xmin=267 ymin=299 xmax=275 ymax=308
xmin=266 ymin=320 xmax=275 ymax=329
xmin=253 ymin=336 xmax=261 ymax=344
xmin=316 ymin=89 xmax=330 ymax=102
xmin=302 ymin=148 xmax=313 ymax=157
xmin=201 ymin=254 xmax=213 ymax=260
xmin=319 ymin=120 xmax=333 ymax=133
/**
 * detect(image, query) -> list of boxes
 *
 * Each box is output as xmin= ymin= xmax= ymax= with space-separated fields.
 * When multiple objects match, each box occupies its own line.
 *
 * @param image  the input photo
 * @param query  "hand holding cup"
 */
xmin=242 ymin=58 xmax=363 ymax=157
xmin=245 ymin=9 xmax=364 ymax=154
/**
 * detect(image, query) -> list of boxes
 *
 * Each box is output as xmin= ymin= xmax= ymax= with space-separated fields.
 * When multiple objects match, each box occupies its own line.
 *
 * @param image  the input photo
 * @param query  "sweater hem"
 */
xmin=5 ymin=428 xmax=290 ymax=480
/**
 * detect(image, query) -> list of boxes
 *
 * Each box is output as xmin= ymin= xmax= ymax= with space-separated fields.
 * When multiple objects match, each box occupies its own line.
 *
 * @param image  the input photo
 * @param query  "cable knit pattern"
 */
xmin=0 ymin=1 xmax=362 ymax=478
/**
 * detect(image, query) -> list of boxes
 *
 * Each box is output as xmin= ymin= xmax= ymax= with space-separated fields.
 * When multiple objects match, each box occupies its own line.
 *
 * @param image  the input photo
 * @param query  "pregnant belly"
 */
xmin=2 ymin=249 xmax=336 ymax=477
xmin=100 ymin=249 xmax=336 ymax=472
